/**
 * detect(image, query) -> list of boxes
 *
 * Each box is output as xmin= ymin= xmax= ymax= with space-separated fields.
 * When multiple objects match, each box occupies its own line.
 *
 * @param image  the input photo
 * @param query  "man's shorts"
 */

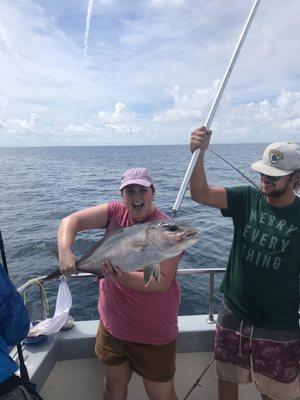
xmin=95 ymin=321 xmax=176 ymax=382
xmin=215 ymin=302 xmax=300 ymax=400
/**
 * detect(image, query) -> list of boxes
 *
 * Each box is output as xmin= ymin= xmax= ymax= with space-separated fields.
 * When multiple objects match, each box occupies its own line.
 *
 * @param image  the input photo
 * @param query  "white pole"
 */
xmin=172 ymin=0 xmax=261 ymax=217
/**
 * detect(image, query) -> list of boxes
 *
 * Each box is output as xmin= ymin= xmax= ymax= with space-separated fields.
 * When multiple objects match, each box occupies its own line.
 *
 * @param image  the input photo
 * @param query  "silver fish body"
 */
xmin=77 ymin=219 xmax=198 ymax=285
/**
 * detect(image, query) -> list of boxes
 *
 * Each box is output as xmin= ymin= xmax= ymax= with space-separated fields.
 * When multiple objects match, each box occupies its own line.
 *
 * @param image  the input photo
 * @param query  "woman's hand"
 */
xmin=59 ymin=249 xmax=78 ymax=276
xmin=102 ymin=260 xmax=125 ymax=283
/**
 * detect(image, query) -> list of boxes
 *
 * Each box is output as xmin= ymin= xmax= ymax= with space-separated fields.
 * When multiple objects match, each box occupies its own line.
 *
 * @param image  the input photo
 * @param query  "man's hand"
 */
xmin=190 ymin=126 xmax=212 ymax=153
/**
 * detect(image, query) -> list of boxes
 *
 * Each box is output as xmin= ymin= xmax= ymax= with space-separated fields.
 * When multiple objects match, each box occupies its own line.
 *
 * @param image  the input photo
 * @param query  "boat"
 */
xmin=11 ymin=268 xmax=277 ymax=400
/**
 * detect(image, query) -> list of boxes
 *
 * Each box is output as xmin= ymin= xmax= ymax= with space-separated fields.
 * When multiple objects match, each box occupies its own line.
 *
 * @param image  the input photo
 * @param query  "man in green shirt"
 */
xmin=190 ymin=126 xmax=300 ymax=400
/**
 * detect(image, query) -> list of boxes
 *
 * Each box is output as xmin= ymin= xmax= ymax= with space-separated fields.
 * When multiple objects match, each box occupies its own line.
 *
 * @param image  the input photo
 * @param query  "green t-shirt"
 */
xmin=221 ymin=186 xmax=300 ymax=331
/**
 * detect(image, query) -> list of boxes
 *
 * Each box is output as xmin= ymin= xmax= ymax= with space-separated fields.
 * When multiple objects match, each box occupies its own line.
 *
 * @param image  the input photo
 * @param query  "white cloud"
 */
xmin=1 ymin=87 xmax=300 ymax=147
xmin=154 ymin=82 xmax=220 ymax=123
xmin=83 ymin=0 xmax=95 ymax=57
xmin=96 ymin=103 xmax=143 ymax=136
xmin=0 ymin=0 xmax=300 ymax=146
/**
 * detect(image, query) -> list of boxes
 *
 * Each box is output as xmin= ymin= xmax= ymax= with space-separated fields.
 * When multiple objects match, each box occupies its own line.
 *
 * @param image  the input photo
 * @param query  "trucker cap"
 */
xmin=251 ymin=142 xmax=300 ymax=176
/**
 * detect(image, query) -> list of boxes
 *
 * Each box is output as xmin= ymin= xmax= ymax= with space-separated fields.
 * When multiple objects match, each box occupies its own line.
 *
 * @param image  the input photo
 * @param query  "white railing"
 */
xmin=18 ymin=268 xmax=226 ymax=324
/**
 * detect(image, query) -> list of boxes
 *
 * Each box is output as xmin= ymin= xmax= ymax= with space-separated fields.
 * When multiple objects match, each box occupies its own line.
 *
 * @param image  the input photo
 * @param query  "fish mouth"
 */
xmin=176 ymin=228 xmax=198 ymax=242
xmin=183 ymin=228 xmax=198 ymax=238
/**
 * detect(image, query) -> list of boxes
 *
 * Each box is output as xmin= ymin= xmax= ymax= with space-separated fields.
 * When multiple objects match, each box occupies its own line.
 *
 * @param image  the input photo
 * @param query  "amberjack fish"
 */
xmin=45 ymin=219 xmax=198 ymax=286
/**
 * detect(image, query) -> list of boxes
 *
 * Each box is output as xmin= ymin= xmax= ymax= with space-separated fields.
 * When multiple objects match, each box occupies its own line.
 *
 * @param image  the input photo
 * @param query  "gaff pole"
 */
xmin=172 ymin=0 xmax=261 ymax=218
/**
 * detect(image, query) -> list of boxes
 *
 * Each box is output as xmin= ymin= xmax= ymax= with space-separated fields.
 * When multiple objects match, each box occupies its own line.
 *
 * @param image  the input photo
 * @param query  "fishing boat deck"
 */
xmin=15 ymin=271 xmax=300 ymax=400
xmin=19 ymin=317 xmax=265 ymax=400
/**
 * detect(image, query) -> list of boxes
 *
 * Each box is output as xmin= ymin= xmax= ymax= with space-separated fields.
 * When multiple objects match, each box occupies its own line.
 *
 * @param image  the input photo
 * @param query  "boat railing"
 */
xmin=17 ymin=268 xmax=226 ymax=324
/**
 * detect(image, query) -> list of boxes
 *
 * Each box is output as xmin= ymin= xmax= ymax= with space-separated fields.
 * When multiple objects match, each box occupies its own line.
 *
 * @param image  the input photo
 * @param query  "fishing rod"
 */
xmin=0 ymin=230 xmax=8 ymax=274
xmin=182 ymin=356 xmax=215 ymax=400
xmin=207 ymin=148 xmax=259 ymax=188
xmin=172 ymin=0 xmax=261 ymax=218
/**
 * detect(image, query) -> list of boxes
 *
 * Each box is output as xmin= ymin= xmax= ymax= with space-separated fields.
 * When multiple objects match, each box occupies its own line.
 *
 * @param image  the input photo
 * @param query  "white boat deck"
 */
xmin=15 ymin=272 xmax=299 ymax=400
xmin=20 ymin=316 xmax=268 ymax=400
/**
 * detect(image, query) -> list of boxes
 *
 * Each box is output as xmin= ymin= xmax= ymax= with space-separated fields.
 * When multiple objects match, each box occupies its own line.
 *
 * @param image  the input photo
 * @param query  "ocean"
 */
xmin=0 ymin=143 xmax=265 ymax=320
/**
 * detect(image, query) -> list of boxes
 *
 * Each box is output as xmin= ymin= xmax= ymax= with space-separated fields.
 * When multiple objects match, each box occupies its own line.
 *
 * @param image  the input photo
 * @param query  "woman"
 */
xmin=58 ymin=167 xmax=180 ymax=400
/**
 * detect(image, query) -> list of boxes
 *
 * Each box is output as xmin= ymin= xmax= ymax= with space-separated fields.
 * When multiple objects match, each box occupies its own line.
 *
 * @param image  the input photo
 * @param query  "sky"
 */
xmin=0 ymin=0 xmax=300 ymax=146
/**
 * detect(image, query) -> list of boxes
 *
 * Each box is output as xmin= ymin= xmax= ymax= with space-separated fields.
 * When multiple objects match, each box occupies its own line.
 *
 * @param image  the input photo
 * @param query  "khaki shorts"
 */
xmin=215 ymin=302 xmax=300 ymax=400
xmin=95 ymin=321 xmax=176 ymax=382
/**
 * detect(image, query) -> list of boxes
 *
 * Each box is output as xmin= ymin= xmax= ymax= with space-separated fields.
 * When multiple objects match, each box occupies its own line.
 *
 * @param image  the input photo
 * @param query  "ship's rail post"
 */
xmin=207 ymin=271 xmax=216 ymax=324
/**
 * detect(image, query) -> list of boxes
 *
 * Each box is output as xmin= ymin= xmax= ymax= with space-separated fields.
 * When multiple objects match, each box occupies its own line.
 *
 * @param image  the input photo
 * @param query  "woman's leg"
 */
xmin=103 ymin=361 xmax=133 ymax=400
xmin=143 ymin=378 xmax=177 ymax=400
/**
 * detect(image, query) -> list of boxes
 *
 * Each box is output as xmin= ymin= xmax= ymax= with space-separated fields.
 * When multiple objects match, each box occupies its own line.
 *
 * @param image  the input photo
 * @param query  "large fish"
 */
xmin=46 ymin=219 xmax=198 ymax=285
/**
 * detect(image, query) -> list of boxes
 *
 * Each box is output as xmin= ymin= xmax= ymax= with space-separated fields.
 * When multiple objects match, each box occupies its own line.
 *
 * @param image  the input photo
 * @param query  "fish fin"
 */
xmin=143 ymin=265 xmax=155 ymax=286
xmin=152 ymin=264 xmax=161 ymax=284
xmin=130 ymin=241 xmax=148 ymax=250
xmin=106 ymin=219 xmax=123 ymax=236
xmin=77 ymin=236 xmax=108 ymax=263
xmin=78 ymin=222 xmax=124 ymax=264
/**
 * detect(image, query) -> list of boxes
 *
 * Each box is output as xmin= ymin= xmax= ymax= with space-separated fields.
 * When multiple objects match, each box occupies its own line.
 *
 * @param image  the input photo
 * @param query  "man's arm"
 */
xmin=189 ymin=126 xmax=228 ymax=209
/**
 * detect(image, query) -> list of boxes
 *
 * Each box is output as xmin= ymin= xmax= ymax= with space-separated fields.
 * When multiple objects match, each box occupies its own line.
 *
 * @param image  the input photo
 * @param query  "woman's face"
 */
xmin=122 ymin=184 xmax=155 ymax=222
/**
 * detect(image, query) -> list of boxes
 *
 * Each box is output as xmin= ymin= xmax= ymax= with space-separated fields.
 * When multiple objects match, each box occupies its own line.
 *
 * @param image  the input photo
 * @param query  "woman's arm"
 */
xmin=58 ymin=203 xmax=109 ymax=275
xmin=103 ymin=254 xmax=181 ymax=293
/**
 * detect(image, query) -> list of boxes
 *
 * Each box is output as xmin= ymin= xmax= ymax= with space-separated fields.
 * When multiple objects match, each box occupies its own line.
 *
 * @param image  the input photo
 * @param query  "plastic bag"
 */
xmin=28 ymin=280 xmax=72 ymax=337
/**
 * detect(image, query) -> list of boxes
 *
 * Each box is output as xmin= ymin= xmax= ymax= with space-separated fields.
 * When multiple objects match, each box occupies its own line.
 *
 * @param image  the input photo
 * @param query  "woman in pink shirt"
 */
xmin=58 ymin=167 xmax=181 ymax=400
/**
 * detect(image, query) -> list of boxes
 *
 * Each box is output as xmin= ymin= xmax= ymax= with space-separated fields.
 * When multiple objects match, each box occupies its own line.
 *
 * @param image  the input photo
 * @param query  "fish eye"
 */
xmin=166 ymin=224 xmax=178 ymax=232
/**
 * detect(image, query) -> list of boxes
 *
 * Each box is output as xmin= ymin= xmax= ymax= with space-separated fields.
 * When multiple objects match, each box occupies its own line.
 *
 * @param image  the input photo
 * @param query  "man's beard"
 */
xmin=260 ymin=180 xmax=291 ymax=198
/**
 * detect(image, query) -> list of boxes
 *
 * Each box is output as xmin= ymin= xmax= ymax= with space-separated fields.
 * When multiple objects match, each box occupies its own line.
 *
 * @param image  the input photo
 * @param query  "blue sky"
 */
xmin=0 ymin=0 xmax=300 ymax=146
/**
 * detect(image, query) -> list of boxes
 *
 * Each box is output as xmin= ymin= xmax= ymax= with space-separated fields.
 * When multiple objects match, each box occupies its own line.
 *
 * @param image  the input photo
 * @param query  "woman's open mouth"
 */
xmin=133 ymin=203 xmax=144 ymax=211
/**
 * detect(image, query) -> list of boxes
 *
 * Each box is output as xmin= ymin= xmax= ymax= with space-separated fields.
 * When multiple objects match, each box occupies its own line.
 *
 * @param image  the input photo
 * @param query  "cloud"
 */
xmin=1 ymin=113 xmax=41 ymax=137
xmin=96 ymin=102 xmax=143 ymax=136
xmin=1 ymin=87 xmax=300 ymax=147
xmin=83 ymin=0 xmax=95 ymax=57
xmin=154 ymin=82 xmax=220 ymax=123
xmin=150 ymin=0 xmax=185 ymax=9
xmin=0 ymin=16 xmax=21 ymax=61
xmin=1 ymin=0 xmax=300 ymax=146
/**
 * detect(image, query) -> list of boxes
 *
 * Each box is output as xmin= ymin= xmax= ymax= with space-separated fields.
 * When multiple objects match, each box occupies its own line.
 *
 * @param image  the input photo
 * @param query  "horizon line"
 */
xmin=0 ymin=142 xmax=272 ymax=149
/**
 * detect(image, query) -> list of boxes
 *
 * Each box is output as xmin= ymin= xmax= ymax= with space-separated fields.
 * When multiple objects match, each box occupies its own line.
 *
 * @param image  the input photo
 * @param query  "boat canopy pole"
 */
xmin=171 ymin=0 xmax=261 ymax=218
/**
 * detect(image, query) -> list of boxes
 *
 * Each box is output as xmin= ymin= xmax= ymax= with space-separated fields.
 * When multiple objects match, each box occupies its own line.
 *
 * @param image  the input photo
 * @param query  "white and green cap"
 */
xmin=251 ymin=142 xmax=300 ymax=176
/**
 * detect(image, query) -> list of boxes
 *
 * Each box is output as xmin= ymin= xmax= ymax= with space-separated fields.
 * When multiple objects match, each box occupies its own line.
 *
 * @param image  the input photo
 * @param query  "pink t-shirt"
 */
xmin=98 ymin=201 xmax=180 ymax=345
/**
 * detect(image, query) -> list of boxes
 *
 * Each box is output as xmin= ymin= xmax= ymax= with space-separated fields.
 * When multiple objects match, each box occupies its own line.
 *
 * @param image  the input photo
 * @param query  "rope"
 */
xmin=22 ymin=278 xmax=50 ymax=320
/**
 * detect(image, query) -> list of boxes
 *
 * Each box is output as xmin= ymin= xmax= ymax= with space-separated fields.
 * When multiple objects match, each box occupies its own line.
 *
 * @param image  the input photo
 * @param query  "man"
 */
xmin=189 ymin=126 xmax=300 ymax=400
xmin=0 ymin=261 xmax=33 ymax=400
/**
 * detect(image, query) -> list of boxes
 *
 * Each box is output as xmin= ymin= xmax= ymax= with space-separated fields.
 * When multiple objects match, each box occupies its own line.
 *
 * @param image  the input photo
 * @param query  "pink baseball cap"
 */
xmin=119 ymin=168 xmax=154 ymax=190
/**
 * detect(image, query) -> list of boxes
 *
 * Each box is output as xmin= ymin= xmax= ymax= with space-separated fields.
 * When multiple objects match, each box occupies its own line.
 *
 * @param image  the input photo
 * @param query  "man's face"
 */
xmin=259 ymin=173 xmax=293 ymax=198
